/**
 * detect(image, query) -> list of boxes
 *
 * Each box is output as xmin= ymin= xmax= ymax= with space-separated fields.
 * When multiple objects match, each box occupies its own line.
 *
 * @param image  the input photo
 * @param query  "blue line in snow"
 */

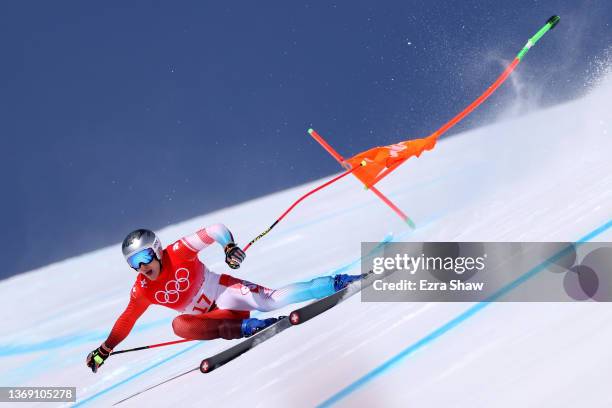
xmin=318 ymin=219 xmax=612 ymax=407
xmin=0 ymin=317 xmax=172 ymax=357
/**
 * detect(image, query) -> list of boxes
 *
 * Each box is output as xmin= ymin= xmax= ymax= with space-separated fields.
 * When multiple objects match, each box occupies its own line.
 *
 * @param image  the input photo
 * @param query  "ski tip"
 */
xmin=307 ymin=128 xmax=315 ymax=135
xmin=547 ymin=15 xmax=560 ymax=29
xmin=200 ymin=359 xmax=211 ymax=373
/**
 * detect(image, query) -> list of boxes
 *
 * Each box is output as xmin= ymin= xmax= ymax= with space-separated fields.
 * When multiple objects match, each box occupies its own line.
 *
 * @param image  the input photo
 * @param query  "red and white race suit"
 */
xmin=104 ymin=224 xmax=335 ymax=347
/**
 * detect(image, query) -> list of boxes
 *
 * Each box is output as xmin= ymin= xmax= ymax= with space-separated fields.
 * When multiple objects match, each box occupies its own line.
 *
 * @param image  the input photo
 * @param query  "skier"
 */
xmin=86 ymin=225 xmax=362 ymax=373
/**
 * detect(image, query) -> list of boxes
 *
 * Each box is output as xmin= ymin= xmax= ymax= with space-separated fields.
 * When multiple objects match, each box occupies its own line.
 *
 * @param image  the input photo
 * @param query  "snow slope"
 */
xmin=1 ymin=74 xmax=611 ymax=408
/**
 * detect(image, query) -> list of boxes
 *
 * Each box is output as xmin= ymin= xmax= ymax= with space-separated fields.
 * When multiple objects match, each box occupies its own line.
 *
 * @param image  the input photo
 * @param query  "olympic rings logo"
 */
xmin=155 ymin=268 xmax=190 ymax=304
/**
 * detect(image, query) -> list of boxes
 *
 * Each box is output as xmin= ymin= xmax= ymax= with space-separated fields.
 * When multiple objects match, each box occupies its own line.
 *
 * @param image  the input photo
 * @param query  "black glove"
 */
xmin=86 ymin=343 xmax=112 ymax=373
xmin=224 ymin=243 xmax=246 ymax=269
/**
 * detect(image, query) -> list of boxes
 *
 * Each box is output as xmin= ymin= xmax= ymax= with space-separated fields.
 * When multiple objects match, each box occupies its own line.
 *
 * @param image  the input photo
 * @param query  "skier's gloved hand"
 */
xmin=86 ymin=343 xmax=112 ymax=373
xmin=224 ymin=243 xmax=246 ymax=269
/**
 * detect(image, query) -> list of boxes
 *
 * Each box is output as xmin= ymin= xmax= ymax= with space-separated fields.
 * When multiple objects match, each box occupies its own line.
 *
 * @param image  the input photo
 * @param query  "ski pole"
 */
xmin=243 ymin=163 xmax=364 ymax=252
xmin=110 ymin=338 xmax=193 ymax=356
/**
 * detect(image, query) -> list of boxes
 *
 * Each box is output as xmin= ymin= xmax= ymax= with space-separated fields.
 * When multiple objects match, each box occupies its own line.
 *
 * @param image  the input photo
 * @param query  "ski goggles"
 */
xmin=127 ymin=248 xmax=156 ymax=270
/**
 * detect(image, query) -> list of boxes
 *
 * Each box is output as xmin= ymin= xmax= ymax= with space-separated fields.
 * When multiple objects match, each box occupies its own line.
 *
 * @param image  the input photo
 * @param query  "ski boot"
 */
xmin=333 ymin=274 xmax=365 ymax=292
xmin=241 ymin=317 xmax=280 ymax=337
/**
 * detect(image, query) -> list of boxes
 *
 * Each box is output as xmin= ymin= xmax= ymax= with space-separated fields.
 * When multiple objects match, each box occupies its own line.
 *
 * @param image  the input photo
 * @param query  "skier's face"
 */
xmin=137 ymin=258 xmax=161 ymax=280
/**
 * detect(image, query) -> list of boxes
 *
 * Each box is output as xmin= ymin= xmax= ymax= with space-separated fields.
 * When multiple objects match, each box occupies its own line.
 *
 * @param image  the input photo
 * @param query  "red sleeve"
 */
xmin=104 ymin=287 xmax=150 ymax=350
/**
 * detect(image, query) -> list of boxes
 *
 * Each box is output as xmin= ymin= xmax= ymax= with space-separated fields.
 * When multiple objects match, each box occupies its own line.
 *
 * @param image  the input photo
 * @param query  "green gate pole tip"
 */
xmin=516 ymin=15 xmax=560 ymax=61
xmin=547 ymin=15 xmax=560 ymax=29
xmin=307 ymin=128 xmax=314 ymax=134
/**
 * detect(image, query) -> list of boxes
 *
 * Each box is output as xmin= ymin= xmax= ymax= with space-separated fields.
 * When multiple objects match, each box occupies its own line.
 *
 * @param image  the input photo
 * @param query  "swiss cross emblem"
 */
xmin=140 ymin=278 xmax=148 ymax=288
xmin=290 ymin=313 xmax=300 ymax=324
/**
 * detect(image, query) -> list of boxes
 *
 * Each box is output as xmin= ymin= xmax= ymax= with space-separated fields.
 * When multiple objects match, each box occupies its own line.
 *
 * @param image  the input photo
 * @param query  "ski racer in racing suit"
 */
xmin=86 ymin=224 xmax=360 ymax=373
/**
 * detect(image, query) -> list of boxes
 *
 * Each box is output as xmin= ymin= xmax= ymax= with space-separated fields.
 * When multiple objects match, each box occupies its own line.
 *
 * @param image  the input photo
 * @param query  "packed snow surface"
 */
xmin=1 ymin=75 xmax=611 ymax=407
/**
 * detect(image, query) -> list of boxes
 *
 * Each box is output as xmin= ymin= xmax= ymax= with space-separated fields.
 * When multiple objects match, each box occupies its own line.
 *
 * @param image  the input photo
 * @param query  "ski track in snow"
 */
xmin=1 ymin=73 xmax=611 ymax=407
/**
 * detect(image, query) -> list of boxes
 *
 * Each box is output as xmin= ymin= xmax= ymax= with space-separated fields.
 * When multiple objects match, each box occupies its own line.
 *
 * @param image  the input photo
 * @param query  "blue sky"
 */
xmin=2 ymin=1 xmax=611 ymax=279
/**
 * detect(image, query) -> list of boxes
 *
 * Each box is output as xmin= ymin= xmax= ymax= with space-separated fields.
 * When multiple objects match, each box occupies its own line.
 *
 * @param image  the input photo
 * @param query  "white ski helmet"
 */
xmin=122 ymin=229 xmax=163 ymax=268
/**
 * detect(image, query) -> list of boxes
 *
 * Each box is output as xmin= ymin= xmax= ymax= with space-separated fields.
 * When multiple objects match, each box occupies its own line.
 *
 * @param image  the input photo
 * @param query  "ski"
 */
xmin=199 ymin=316 xmax=292 ymax=373
xmin=113 ymin=366 xmax=199 ymax=405
xmin=200 ymin=270 xmax=384 ymax=374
